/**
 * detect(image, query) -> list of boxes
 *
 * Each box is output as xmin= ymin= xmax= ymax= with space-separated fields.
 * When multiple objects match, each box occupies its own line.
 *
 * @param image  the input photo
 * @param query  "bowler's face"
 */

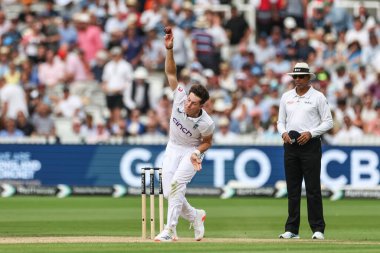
xmin=185 ymin=93 xmax=202 ymax=117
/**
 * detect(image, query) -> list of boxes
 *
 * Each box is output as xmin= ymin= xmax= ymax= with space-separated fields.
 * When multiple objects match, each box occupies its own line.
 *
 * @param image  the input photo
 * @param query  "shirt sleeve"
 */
xmin=201 ymin=121 xmax=215 ymax=137
xmin=277 ymin=95 xmax=287 ymax=136
xmin=173 ymin=85 xmax=186 ymax=107
xmin=309 ymin=95 xmax=334 ymax=137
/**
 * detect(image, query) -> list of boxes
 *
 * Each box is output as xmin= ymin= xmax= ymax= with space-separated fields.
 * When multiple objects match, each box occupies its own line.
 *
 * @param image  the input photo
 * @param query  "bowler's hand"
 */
xmin=190 ymin=153 xmax=202 ymax=171
xmin=164 ymin=26 xmax=174 ymax=49
xmin=297 ymin=132 xmax=312 ymax=145
xmin=282 ymin=132 xmax=292 ymax=144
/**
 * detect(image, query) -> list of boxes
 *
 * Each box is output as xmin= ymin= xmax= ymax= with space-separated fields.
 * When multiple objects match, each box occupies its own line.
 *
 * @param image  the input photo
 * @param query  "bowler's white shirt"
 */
xmin=169 ymin=85 xmax=215 ymax=147
xmin=277 ymin=86 xmax=333 ymax=138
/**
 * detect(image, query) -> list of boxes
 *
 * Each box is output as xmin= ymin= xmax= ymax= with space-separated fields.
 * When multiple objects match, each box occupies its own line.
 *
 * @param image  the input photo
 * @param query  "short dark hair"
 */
xmin=189 ymin=84 xmax=210 ymax=105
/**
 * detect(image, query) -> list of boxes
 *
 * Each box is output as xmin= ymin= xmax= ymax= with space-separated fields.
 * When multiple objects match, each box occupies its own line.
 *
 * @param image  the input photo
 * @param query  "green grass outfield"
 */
xmin=0 ymin=196 xmax=379 ymax=252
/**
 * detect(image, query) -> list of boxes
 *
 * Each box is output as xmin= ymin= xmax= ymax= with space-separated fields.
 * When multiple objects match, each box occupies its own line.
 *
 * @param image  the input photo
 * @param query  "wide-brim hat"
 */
xmin=287 ymin=62 xmax=316 ymax=79
xmin=134 ymin=66 xmax=148 ymax=79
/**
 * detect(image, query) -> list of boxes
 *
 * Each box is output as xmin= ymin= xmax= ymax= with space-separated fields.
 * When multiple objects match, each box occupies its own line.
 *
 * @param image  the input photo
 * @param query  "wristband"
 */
xmin=193 ymin=149 xmax=201 ymax=158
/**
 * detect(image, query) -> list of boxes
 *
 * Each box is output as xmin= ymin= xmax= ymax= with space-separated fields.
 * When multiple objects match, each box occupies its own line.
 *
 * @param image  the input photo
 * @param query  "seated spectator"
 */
xmin=31 ymin=103 xmax=56 ymax=138
xmin=86 ymin=119 xmax=110 ymax=144
xmin=0 ymin=118 xmax=25 ymax=138
xmin=334 ymin=115 xmax=363 ymax=144
xmin=142 ymin=109 xmax=164 ymax=137
xmin=38 ymin=49 xmax=66 ymax=89
xmin=125 ymin=109 xmax=144 ymax=136
xmin=213 ymin=117 xmax=237 ymax=144
xmin=155 ymin=95 xmax=172 ymax=135
xmin=80 ymin=113 xmax=96 ymax=139
xmin=0 ymin=77 xmax=29 ymax=120
xmin=16 ymin=111 xmax=34 ymax=136
xmin=365 ymin=102 xmax=380 ymax=136
xmin=141 ymin=29 xmax=165 ymax=71
xmin=55 ymin=86 xmax=83 ymax=118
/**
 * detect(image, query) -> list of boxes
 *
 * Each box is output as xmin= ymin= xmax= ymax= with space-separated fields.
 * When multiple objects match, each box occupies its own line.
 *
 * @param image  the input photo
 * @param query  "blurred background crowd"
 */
xmin=0 ymin=0 xmax=378 ymax=145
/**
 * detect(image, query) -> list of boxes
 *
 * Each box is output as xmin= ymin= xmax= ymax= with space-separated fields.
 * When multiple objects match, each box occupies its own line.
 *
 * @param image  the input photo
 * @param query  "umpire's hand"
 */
xmin=297 ymin=132 xmax=312 ymax=145
xmin=282 ymin=132 xmax=292 ymax=144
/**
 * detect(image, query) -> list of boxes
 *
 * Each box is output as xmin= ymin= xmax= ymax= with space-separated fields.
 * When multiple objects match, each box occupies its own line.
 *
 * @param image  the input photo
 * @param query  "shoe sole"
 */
xmin=279 ymin=235 xmax=300 ymax=239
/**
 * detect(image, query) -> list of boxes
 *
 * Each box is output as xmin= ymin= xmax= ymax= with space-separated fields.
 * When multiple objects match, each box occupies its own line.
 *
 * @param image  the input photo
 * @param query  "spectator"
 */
xmin=4 ymin=60 xmax=21 ymax=85
xmin=140 ymin=1 xmax=162 ymax=32
xmin=75 ymin=12 xmax=103 ymax=63
xmin=64 ymin=46 xmax=93 ymax=84
xmin=365 ymin=103 xmax=380 ymax=136
xmin=178 ymin=1 xmax=196 ymax=31
xmin=125 ymin=109 xmax=145 ymax=136
xmin=2 ymin=19 xmax=22 ymax=51
xmin=224 ymin=5 xmax=249 ymax=54
xmin=249 ymin=34 xmax=276 ymax=65
xmin=21 ymin=21 xmax=44 ymax=63
xmin=0 ymin=77 xmax=29 ymax=120
xmin=58 ymin=16 xmax=77 ymax=47
xmin=102 ymin=46 xmax=133 ymax=121
xmin=141 ymin=28 xmax=165 ymax=71
xmin=31 ymin=103 xmax=56 ymax=138
xmin=368 ymin=70 xmax=380 ymax=100
xmin=0 ymin=118 xmax=25 ymax=138
xmin=121 ymin=24 xmax=144 ymax=67
xmin=294 ymin=29 xmax=315 ymax=62
xmin=86 ymin=119 xmax=110 ymax=144
xmin=255 ymin=0 xmax=282 ymax=37
xmin=324 ymin=0 xmax=352 ymax=33
xmin=15 ymin=111 xmax=34 ymax=136
xmin=283 ymin=0 xmax=307 ymax=28
xmin=124 ymin=66 xmax=151 ymax=114
xmin=213 ymin=116 xmax=237 ymax=144
xmin=334 ymin=115 xmax=363 ymax=144
xmin=345 ymin=16 xmax=369 ymax=48
xmin=361 ymin=32 xmax=380 ymax=66
xmin=55 ymin=86 xmax=83 ymax=118
xmin=91 ymin=50 xmax=108 ymax=83
xmin=192 ymin=16 xmax=217 ymax=72
xmin=38 ymin=49 xmax=66 ymax=90
xmin=40 ymin=14 xmax=60 ymax=52
xmin=208 ymin=11 xmax=229 ymax=67
xmin=155 ymin=94 xmax=172 ymax=135
xmin=0 ymin=11 xmax=11 ymax=38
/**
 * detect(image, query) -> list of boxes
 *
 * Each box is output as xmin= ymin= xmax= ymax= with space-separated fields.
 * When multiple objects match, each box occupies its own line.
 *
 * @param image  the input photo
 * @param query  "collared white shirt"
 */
xmin=169 ymin=85 xmax=215 ymax=147
xmin=277 ymin=86 xmax=333 ymax=138
xmin=102 ymin=59 xmax=133 ymax=94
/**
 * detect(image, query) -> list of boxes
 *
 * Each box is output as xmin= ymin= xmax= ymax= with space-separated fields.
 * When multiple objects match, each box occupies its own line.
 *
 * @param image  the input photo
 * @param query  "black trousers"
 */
xmin=283 ymin=138 xmax=325 ymax=234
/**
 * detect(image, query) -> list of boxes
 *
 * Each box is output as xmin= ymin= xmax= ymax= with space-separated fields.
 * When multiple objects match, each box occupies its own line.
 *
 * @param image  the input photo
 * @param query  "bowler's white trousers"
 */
xmin=162 ymin=141 xmax=198 ymax=229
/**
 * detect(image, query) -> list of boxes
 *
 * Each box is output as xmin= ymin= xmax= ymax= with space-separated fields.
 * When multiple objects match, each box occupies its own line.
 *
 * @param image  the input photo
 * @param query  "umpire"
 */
xmin=277 ymin=62 xmax=333 ymax=240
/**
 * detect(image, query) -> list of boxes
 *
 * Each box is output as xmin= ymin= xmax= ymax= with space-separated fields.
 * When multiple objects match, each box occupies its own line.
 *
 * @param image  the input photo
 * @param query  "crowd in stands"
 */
xmin=0 ymin=0 xmax=379 ymax=145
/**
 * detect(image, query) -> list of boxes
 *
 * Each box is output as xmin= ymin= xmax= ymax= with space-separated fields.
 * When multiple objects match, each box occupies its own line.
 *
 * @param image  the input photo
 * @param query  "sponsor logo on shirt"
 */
xmin=177 ymin=87 xmax=183 ymax=92
xmin=173 ymin=117 xmax=193 ymax=137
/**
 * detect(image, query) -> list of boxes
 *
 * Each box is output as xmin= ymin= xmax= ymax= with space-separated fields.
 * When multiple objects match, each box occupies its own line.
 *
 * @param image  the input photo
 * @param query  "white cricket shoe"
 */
xmin=279 ymin=231 xmax=300 ymax=239
xmin=154 ymin=226 xmax=178 ymax=242
xmin=192 ymin=209 xmax=206 ymax=241
xmin=312 ymin=231 xmax=324 ymax=240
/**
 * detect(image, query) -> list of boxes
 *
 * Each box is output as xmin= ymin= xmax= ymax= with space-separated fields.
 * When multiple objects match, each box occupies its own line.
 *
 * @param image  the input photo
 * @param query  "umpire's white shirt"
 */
xmin=169 ymin=85 xmax=215 ymax=147
xmin=277 ymin=87 xmax=333 ymax=138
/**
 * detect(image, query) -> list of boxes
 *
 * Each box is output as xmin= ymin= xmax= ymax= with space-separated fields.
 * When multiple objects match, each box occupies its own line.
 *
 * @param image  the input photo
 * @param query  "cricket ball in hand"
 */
xmin=164 ymin=27 xmax=172 ymax=34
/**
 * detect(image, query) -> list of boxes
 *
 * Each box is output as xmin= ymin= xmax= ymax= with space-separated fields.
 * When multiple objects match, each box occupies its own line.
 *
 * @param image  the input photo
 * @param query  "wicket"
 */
xmin=141 ymin=167 xmax=164 ymax=239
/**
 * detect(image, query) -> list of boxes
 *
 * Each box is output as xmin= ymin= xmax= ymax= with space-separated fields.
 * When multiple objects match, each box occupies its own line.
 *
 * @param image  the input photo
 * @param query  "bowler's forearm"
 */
xmin=165 ymin=49 xmax=176 ymax=77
